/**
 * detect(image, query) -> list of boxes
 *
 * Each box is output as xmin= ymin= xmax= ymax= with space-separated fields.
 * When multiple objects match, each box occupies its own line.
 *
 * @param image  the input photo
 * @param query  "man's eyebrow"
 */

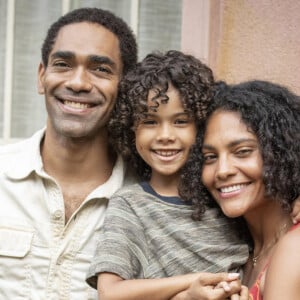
xmin=49 ymin=52 xmax=117 ymax=69
xmin=50 ymin=51 xmax=75 ymax=60
xmin=88 ymin=55 xmax=116 ymax=69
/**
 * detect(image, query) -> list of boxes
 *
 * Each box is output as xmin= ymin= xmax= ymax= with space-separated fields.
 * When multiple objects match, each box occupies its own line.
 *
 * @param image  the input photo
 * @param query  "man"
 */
xmin=0 ymin=7 xmax=137 ymax=299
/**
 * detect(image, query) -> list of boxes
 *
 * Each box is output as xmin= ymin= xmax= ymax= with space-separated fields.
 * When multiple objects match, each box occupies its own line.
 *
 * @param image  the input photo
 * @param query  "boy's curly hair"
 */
xmin=109 ymin=50 xmax=214 ymax=202
xmin=192 ymin=80 xmax=300 ymax=220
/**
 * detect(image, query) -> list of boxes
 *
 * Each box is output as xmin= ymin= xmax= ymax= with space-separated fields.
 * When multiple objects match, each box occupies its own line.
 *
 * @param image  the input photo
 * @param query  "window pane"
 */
xmin=138 ymin=0 xmax=182 ymax=59
xmin=71 ymin=0 xmax=132 ymax=24
xmin=11 ymin=0 xmax=61 ymax=138
xmin=0 ymin=0 xmax=7 ymax=137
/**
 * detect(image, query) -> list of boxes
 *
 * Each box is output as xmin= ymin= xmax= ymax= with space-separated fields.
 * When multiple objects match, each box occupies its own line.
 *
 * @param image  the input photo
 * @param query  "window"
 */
xmin=0 ymin=0 xmax=182 ymax=142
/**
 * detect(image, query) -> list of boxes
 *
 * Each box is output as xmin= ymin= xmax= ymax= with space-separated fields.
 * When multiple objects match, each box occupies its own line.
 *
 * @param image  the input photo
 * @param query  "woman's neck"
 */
xmin=243 ymin=200 xmax=292 ymax=287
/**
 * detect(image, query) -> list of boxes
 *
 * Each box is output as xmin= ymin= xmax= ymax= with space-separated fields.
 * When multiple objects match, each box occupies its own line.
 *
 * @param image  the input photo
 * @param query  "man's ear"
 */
xmin=37 ymin=62 xmax=46 ymax=95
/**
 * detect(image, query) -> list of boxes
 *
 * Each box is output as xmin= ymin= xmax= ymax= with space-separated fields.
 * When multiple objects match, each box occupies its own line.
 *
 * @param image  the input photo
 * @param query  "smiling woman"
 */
xmin=195 ymin=80 xmax=300 ymax=300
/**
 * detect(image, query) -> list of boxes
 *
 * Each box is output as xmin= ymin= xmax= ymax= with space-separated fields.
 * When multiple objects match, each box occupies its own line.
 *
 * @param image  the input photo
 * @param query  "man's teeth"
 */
xmin=220 ymin=184 xmax=247 ymax=193
xmin=155 ymin=150 xmax=179 ymax=157
xmin=64 ymin=100 xmax=90 ymax=109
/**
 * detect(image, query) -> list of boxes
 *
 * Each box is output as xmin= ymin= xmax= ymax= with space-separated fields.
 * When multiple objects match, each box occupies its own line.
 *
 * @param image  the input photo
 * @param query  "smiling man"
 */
xmin=0 ymin=7 xmax=137 ymax=299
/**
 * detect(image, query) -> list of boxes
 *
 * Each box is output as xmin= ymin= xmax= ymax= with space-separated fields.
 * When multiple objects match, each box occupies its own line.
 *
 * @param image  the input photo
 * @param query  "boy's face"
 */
xmin=135 ymin=84 xmax=196 ymax=192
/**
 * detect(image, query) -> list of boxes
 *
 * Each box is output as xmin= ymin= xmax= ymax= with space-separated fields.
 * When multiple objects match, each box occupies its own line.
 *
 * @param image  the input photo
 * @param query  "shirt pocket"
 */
xmin=0 ymin=227 xmax=33 ymax=257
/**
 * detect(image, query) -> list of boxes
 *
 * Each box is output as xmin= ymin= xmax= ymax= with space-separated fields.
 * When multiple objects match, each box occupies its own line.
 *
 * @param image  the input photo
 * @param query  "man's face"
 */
xmin=38 ymin=22 xmax=123 ymax=139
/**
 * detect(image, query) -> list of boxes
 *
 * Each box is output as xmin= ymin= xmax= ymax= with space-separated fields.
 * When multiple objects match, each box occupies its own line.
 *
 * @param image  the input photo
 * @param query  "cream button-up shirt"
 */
xmin=0 ymin=129 xmax=128 ymax=300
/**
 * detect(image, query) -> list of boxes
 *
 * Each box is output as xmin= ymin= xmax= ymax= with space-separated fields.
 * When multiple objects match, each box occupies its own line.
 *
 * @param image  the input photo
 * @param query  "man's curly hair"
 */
xmin=109 ymin=50 xmax=214 ymax=202
xmin=41 ymin=7 xmax=137 ymax=75
xmin=192 ymin=80 xmax=300 ymax=220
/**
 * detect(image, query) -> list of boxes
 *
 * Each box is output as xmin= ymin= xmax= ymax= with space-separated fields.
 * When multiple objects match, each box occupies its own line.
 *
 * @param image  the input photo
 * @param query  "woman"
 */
xmin=195 ymin=80 xmax=300 ymax=299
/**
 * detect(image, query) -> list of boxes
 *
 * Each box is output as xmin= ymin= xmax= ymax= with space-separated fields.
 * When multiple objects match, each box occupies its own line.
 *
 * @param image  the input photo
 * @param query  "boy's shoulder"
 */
xmin=113 ymin=183 xmax=144 ymax=198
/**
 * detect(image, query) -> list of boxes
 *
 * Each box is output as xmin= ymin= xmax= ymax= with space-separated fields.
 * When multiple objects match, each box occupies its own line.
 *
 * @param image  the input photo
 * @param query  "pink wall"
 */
xmin=182 ymin=0 xmax=300 ymax=94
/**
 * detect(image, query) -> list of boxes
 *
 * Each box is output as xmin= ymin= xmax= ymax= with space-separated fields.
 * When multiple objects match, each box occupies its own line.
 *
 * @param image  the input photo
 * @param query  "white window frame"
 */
xmin=1 ymin=0 xmax=140 ymax=144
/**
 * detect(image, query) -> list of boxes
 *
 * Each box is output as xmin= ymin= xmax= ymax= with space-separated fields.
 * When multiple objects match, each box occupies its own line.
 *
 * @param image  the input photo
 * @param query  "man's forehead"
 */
xmin=51 ymin=22 xmax=122 ymax=69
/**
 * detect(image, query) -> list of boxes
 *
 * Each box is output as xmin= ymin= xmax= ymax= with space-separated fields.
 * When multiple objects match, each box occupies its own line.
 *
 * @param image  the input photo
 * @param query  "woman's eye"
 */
xmin=236 ymin=148 xmax=253 ymax=157
xmin=203 ymin=154 xmax=217 ymax=164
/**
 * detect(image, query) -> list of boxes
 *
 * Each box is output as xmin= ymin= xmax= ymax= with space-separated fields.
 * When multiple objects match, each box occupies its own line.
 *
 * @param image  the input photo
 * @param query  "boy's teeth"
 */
xmin=156 ymin=150 xmax=179 ymax=156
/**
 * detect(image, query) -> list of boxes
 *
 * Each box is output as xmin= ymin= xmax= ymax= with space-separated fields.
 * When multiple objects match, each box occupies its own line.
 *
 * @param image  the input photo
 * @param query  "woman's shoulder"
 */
xmin=263 ymin=223 xmax=300 ymax=299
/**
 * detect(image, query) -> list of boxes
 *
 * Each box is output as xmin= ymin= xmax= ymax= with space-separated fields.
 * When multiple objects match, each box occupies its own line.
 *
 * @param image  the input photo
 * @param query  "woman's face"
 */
xmin=201 ymin=109 xmax=266 ymax=218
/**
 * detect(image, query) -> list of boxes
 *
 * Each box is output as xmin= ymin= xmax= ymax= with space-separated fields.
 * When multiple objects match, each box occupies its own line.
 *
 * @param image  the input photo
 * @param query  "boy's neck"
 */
xmin=149 ymin=175 xmax=179 ymax=197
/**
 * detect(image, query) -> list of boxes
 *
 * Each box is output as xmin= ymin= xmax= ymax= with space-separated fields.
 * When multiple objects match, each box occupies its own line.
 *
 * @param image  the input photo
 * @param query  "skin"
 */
xmin=97 ymin=89 xmax=246 ymax=300
xmin=201 ymin=110 xmax=265 ymax=219
xmin=135 ymin=85 xmax=196 ymax=196
xmin=201 ymin=109 xmax=300 ymax=299
xmin=37 ymin=22 xmax=123 ymax=222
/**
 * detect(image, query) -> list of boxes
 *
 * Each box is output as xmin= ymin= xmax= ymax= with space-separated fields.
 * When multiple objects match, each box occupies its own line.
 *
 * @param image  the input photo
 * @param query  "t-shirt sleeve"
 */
xmin=86 ymin=192 xmax=147 ymax=288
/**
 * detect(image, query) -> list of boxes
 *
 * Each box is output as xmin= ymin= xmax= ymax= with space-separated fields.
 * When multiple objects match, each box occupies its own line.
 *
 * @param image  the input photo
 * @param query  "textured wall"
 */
xmin=213 ymin=0 xmax=300 ymax=94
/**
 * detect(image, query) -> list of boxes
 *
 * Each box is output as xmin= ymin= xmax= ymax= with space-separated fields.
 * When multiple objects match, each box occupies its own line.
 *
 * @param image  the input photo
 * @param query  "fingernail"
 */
xmin=228 ymin=273 xmax=240 ymax=279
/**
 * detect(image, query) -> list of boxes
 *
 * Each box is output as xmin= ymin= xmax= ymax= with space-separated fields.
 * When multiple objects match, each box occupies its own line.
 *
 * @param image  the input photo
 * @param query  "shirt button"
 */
xmin=53 ymin=210 xmax=63 ymax=219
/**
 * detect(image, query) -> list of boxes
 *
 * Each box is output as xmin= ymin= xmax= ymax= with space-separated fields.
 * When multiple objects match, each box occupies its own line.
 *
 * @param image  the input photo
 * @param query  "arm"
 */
xmin=263 ymin=225 xmax=300 ymax=299
xmin=98 ymin=272 xmax=241 ymax=300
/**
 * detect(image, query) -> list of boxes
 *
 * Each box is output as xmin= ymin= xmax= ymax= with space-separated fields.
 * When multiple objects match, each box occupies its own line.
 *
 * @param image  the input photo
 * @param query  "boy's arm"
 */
xmin=97 ymin=272 xmax=241 ymax=300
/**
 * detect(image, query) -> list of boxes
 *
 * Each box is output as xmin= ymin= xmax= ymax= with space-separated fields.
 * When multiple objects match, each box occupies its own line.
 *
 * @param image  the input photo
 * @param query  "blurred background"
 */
xmin=0 ymin=0 xmax=299 ymax=142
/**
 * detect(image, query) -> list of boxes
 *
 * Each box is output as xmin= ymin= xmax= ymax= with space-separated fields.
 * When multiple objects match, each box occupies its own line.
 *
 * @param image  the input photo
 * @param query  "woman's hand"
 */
xmin=170 ymin=272 xmax=247 ymax=300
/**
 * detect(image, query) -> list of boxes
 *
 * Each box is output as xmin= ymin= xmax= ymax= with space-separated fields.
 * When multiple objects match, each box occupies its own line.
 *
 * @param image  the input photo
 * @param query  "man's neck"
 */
xmin=40 ymin=128 xmax=116 ymax=222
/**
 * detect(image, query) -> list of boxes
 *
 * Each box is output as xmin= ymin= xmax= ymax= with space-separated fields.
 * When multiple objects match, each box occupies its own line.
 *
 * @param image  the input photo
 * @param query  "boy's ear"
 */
xmin=37 ymin=62 xmax=46 ymax=95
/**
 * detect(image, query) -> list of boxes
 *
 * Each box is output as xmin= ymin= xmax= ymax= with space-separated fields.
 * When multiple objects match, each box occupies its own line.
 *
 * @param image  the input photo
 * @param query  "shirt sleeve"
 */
xmin=86 ymin=192 xmax=148 ymax=288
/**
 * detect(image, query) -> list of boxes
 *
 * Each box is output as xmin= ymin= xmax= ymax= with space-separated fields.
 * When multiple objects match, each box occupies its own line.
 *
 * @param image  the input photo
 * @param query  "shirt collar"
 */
xmin=5 ymin=129 xmax=126 ymax=197
xmin=5 ymin=128 xmax=45 ymax=179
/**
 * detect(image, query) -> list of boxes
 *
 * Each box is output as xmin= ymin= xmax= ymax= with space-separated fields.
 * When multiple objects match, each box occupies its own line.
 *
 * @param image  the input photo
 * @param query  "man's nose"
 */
xmin=65 ymin=67 xmax=92 ymax=92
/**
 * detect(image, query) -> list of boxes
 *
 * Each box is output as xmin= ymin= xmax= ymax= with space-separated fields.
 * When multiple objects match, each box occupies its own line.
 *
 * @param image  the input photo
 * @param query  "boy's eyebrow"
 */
xmin=50 ymin=51 xmax=117 ymax=68
xmin=202 ymin=138 xmax=257 ymax=150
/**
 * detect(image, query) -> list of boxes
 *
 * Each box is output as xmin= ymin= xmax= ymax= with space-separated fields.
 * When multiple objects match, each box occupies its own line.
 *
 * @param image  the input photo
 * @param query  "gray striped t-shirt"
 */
xmin=87 ymin=183 xmax=249 ymax=288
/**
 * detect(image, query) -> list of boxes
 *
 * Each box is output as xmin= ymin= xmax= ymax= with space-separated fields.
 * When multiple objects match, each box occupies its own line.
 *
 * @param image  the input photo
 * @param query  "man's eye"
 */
xmin=53 ymin=61 xmax=69 ymax=68
xmin=95 ymin=66 xmax=111 ymax=74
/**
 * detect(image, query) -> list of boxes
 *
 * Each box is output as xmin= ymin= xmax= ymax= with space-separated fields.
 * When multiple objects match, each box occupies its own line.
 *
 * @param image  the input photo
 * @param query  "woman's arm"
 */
xmin=98 ymin=272 xmax=241 ymax=300
xmin=263 ymin=226 xmax=300 ymax=299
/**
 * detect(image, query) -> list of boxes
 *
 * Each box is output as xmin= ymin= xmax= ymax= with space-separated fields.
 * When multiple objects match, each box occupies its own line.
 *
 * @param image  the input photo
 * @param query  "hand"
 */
xmin=170 ymin=272 xmax=242 ymax=300
xmin=230 ymin=285 xmax=249 ymax=300
xmin=291 ymin=195 xmax=300 ymax=224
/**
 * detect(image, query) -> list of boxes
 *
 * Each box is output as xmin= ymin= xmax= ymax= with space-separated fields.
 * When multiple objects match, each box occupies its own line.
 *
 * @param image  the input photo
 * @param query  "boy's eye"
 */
xmin=141 ymin=119 xmax=156 ymax=125
xmin=174 ymin=119 xmax=188 ymax=124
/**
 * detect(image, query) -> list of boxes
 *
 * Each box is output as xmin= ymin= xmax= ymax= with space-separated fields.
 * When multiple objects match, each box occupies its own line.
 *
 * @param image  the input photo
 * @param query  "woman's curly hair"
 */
xmin=192 ymin=80 xmax=300 ymax=220
xmin=108 ymin=50 xmax=214 ymax=202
